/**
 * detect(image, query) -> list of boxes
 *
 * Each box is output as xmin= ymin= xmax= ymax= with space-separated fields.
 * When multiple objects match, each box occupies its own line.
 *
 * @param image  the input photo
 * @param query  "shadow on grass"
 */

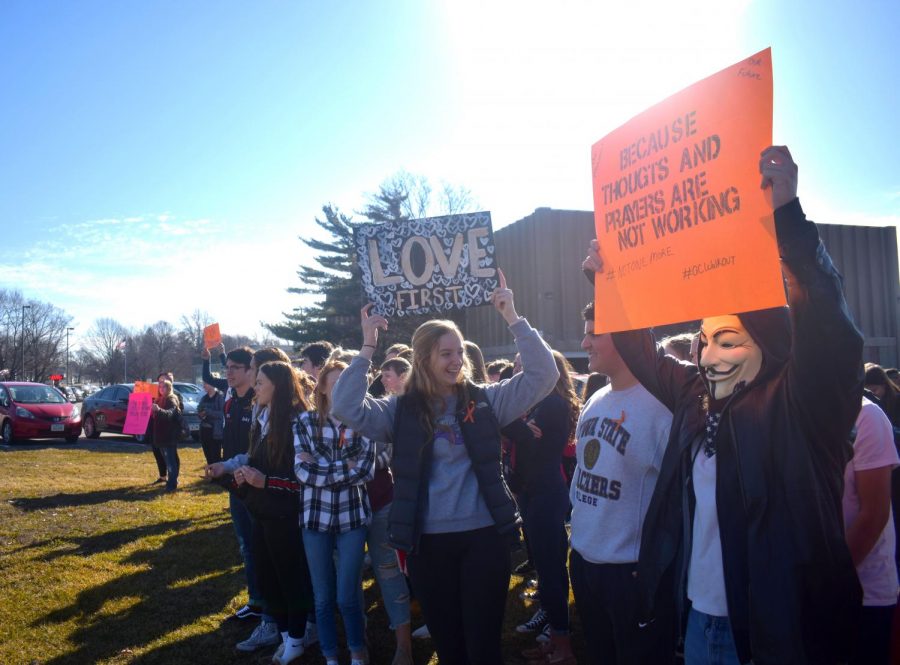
xmin=5 ymin=515 xmax=197 ymax=559
xmin=9 ymin=484 xmax=170 ymax=512
xmin=38 ymin=516 xmax=246 ymax=665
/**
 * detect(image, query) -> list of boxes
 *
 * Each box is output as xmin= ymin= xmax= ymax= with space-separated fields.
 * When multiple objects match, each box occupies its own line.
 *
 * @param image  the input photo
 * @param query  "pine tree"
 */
xmin=265 ymin=176 xmax=473 ymax=353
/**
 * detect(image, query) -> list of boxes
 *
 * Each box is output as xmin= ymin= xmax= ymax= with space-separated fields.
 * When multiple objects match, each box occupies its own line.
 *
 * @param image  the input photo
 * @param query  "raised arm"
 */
xmin=483 ymin=270 xmax=560 ymax=425
xmin=201 ymin=346 xmax=229 ymax=392
xmin=763 ymin=146 xmax=864 ymax=452
xmin=582 ymin=238 xmax=698 ymax=411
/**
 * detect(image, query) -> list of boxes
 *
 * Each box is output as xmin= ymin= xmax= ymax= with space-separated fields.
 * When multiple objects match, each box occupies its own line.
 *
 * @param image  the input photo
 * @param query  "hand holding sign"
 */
xmin=582 ymin=239 xmax=604 ymax=275
xmin=759 ymin=145 xmax=798 ymax=210
xmin=490 ymin=269 xmax=521 ymax=325
xmin=203 ymin=323 xmax=222 ymax=351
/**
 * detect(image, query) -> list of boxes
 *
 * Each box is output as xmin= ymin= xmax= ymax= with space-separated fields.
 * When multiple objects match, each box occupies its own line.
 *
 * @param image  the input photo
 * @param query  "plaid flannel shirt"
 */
xmin=293 ymin=410 xmax=375 ymax=533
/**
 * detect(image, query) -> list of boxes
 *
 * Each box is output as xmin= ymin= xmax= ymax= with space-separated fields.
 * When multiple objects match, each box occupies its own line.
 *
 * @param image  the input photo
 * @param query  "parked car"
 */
xmin=0 ymin=382 xmax=82 ymax=444
xmin=81 ymin=384 xmax=133 ymax=439
xmin=82 ymin=383 xmax=199 ymax=442
xmin=173 ymin=382 xmax=202 ymax=442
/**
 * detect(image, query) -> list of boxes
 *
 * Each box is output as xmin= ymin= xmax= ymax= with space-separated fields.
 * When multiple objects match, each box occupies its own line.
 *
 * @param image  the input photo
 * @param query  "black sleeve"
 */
xmin=777 ymin=198 xmax=864 ymax=463
xmin=202 ymin=358 xmax=229 ymax=392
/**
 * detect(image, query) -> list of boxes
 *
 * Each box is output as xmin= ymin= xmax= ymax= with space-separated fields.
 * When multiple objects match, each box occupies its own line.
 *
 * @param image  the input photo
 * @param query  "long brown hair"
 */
xmin=314 ymin=359 xmax=348 ymax=426
xmin=404 ymin=319 xmax=472 ymax=434
xmin=156 ymin=380 xmax=178 ymax=409
xmin=249 ymin=361 xmax=309 ymax=469
xmin=551 ymin=350 xmax=581 ymax=437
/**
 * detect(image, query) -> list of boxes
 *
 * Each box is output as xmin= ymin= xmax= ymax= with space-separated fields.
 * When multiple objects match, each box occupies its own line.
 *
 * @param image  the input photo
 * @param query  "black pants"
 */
xmin=569 ymin=550 xmax=675 ymax=665
xmin=407 ymin=526 xmax=511 ymax=665
xmin=151 ymin=446 xmax=167 ymax=478
xmin=850 ymin=604 xmax=895 ymax=665
xmin=251 ymin=514 xmax=313 ymax=638
xmin=199 ymin=427 xmax=222 ymax=464
xmin=521 ymin=487 xmax=570 ymax=631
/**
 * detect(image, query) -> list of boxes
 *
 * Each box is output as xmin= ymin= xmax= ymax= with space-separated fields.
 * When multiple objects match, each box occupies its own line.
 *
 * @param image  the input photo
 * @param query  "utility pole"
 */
xmin=66 ymin=327 xmax=74 ymax=386
xmin=21 ymin=304 xmax=31 ymax=381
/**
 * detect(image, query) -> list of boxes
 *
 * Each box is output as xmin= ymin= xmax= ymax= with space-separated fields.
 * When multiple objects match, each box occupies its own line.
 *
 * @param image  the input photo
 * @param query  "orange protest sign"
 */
xmin=590 ymin=48 xmax=786 ymax=333
xmin=203 ymin=323 xmax=222 ymax=350
xmin=134 ymin=381 xmax=159 ymax=399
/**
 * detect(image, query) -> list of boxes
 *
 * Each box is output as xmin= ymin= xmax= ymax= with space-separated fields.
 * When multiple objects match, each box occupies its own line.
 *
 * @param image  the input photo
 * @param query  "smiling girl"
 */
xmin=331 ymin=270 xmax=559 ymax=665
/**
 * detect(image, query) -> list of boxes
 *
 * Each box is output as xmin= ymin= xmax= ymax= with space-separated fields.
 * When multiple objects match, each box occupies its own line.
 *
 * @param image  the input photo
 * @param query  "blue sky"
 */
xmin=1 ymin=0 xmax=898 ymax=344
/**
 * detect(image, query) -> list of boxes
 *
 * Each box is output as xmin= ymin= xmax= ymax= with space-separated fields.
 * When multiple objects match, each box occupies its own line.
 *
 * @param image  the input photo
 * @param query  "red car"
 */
xmin=0 ymin=382 xmax=82 ymax=444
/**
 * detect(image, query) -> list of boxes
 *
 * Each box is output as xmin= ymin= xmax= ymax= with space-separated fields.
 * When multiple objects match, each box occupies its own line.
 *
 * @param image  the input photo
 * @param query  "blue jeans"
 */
xmin=160 ymin=446 xmax=179 ymax=490
xmin=366 ymin=503 xmax=411 ymax=629
xmin=684 ymin=608 xmax=740 ymax=665
xmin=303 ymin=526 xmax=368 ymax=657
xmin=229 ymin=495 xmax=264 ymax=609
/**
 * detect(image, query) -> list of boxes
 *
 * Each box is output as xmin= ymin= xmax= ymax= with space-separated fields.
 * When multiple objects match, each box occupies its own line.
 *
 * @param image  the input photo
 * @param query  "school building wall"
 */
xmin=461 ymin=208 xmax=900 ymax=370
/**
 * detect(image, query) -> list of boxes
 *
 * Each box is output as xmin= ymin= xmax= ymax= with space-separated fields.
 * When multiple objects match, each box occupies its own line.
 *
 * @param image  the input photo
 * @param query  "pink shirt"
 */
xmin=843 ymin=398 xmax=900 ymax=606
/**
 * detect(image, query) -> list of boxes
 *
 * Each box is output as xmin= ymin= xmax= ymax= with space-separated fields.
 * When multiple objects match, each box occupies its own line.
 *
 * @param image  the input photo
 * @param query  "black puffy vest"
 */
xmin=387 ymin=382 xmax=521 ymax=552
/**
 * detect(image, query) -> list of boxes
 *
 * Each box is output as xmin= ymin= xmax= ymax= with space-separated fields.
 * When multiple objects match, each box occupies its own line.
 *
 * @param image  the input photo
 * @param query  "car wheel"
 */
xmin=65 ymin=433 xmax=80 ymax=444
xmin=2 ymin=420 xmax=14 ymax=444
xmin=83 ymin=415 xmax=101 ymax=439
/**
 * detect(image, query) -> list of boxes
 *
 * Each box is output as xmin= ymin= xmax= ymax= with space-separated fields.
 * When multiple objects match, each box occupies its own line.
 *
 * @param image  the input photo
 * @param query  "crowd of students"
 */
xmin=143 ymin=146 xmax=900 ymax=665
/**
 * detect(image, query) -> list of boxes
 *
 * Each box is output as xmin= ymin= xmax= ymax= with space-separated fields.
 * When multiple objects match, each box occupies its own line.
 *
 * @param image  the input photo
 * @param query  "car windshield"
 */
xmin=175 ymin=384 xmax=201 ymax=394
xmin=11 ymin=386 xmax=66 ymax=404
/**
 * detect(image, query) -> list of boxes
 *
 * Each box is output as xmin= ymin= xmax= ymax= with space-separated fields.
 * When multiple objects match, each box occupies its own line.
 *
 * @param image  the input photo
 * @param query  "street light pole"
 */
xmin=66 ymin=327 xmax=74 ymax=386
xmin=21 ymin=304 xmax=31 ymax=381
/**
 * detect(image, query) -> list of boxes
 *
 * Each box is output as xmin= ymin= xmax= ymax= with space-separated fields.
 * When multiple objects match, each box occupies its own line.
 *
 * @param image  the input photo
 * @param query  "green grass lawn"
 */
xmin=0 ymin=437 xmax=583 ymax=664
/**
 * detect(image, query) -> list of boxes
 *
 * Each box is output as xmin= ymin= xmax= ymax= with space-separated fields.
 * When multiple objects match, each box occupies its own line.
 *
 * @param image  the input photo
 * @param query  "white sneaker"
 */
xmin=412 ymin=624 xmax=431 ymax=639
xmin=236 ymin=620 xmax=280 ymax=652
xmin=302 ymin=620 xmax=318 ymax=647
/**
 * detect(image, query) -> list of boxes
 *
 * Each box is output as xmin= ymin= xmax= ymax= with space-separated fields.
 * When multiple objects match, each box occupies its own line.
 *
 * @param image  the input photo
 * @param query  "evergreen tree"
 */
xmin=265 ymin=175 xmax=473 ymax=353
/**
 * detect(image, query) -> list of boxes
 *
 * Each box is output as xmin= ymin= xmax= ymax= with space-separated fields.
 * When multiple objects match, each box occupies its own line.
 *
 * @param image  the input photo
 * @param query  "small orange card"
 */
xmin=203 ymin=323 xmax=222 ymax=350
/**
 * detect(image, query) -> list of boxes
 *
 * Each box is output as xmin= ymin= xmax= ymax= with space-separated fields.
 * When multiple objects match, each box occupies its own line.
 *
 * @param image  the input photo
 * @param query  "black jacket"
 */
xmin=388 ymin=382 xmax=520 ymax=552
xmin=242 ymin=435 xmax=303 ymax=520
xmin=613 ymin=198 xmax=863 ymax=664
xmin=222 ymin=388 xmax=255 ymax=461
xmin=503 ymin=392 xmax=572 ymax=496
xmin=152 ymin=395 xmax=181 ymax=448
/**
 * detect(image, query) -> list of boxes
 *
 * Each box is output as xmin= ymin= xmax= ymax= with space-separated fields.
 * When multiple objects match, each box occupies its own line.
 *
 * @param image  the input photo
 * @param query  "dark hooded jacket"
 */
xmin=611 ymin=198 xmax=864 ymax=665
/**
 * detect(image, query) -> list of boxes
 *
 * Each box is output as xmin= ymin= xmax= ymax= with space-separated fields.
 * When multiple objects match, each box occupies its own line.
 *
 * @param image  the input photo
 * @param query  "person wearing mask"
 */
xmin=582 ymin=146 xmax=864 ymax=664
xmin=295 ymin=359 xmax=375 ymax=665
xmin=151 ymin=380 xmax=182 ymax=493
xmin=332 ymin=270 xmax=559 ymax=665
xmin=206 ymin=361 xmax=314 ymax=665
xmin=198 ymin=381 xmax=225 ymax=464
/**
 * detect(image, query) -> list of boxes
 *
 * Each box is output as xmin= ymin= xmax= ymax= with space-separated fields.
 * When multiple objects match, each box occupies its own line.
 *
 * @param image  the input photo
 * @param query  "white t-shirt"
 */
xmin=843 ymin=398 xmax=900 ymax=606
xmin=687 ymin=448 xmax=729 ymax=616
xmin=569 ymin=383 xmax=671 ymax=564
